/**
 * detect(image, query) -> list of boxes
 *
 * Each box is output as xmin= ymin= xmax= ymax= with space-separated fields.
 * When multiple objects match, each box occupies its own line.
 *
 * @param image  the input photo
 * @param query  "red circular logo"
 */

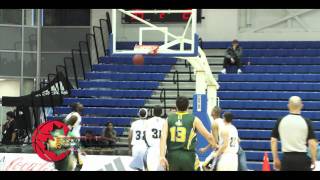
xmin=32 ymin=120 xmax=71 ymax=162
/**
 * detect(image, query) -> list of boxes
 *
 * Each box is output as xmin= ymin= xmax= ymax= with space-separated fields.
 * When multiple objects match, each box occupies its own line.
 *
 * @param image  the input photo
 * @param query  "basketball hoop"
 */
xmin=134 ymin=45 xmax=160 ymax=55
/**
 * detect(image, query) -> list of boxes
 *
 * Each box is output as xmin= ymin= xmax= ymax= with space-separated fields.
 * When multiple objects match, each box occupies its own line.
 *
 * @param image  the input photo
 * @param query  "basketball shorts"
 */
xmin=167 ymin=150 xmax=196 ymax=171
xmin=217 ymin=153 xmax=238 ymax=171
xmin=130 ymin=146 xmax=147 ymax=171
xmin=145 ymin=146 xmax=164 ymax=171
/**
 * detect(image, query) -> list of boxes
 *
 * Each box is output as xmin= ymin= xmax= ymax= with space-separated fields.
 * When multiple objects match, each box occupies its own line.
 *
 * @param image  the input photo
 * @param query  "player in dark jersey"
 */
xmin=160 ymin=96 xmax=218 ymax=171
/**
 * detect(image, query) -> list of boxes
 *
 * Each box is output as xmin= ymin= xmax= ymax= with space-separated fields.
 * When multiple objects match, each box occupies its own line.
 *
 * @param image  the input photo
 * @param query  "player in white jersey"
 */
xmin=214 ymin=112 xmax=239 ymax=171
xmin=65 ymin=103 xmax=83 ymax=138
xmin=144 ymin=105 xmax=166 ymax=171
xmin=61 ymin=102 xmax=84 ymax=171
xmin=199 ymin=106 xmax=224 ymax=170
xmin=128 ymin=108 xmax=149 ymax=171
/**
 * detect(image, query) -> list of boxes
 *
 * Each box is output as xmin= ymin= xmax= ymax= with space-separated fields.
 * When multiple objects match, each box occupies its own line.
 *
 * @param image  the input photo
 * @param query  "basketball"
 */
xmin=132 ymin=54 xmax=144 ymax=65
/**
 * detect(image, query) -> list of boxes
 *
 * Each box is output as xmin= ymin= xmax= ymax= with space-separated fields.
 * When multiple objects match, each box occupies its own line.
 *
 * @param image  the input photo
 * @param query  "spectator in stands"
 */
xmin=221 ymin=39 xmax=243 ymax=74
xmin=81 ymin=130 xmax=95 ymax=147
xmin=1 ymin=111 xmax=18 ymax=145
xmin=102 ymin=122 xmax=118 ymax=148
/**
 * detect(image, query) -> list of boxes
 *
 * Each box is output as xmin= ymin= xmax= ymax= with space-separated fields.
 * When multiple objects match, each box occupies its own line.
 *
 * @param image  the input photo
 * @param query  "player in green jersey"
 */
xmin=160 ymin=96 xmax=218 ymax=171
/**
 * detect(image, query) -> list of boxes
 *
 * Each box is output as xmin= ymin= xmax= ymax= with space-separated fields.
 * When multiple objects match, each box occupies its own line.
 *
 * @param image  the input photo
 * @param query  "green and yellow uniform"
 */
xmin=166 ymin=111 xmax=198 ymax=171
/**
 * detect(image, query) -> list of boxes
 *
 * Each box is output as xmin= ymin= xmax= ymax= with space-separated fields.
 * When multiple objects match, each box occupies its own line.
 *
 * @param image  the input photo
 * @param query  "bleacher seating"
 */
xmin=218 ymin=41 xmax=320 ymax=170
xmin=218 ymin=91 xmax=320 ymax=100
xmin=48 ymin=56 xmax=174 ymax=140
xmin=219 ymin=74 xmax=320 ymax=82
xmin=49 ymin=41 xmax=320 ymax=171
xmin=78 ymin=81 xmax=160 ymax=89
xmin=86 ymin=72 xmax=166 ymax=81
xmin=241 ymin=57 xmax=320 ymax=65
xmin=71 ymin=89 xmax=153 ymax=98
xmin=203 ymin=41 xmax=320 ymax=49
xmin=220 ymin=82 xmax=320 ymax=91
xmin=92 ymin=64 xmax=172 ymax=73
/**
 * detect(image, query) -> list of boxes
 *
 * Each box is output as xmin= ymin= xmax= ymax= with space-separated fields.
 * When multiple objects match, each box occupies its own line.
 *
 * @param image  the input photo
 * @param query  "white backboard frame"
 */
xmin=110 ymin=9 xmax=199 ymax=57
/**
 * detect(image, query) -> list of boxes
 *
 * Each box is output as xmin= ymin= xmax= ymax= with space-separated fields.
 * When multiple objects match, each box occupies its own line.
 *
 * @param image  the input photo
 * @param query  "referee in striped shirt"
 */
xmin=271 ymin=96 xmax=318 ymax=171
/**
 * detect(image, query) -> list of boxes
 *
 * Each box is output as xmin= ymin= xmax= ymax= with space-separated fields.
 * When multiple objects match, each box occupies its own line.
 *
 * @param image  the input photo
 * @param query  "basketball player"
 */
xmin=128 ymin=108 xmax=149 ymax=171
xmin=213 ymin=112 xmax=239 ymax=171
xmin=160 ymin=96 xmax=218 ymax=171
xmin=52 ymin=102 xmax=84 ymax=171
xmin=144 ymin=105 xmax=166 ymax=171
xmin=200 ymin=107 xmax=224 ymax=152
xmin=64 ymin=102 xmax=84 ymax=171
xmin=199 ymin=106 xmax=224 ymax=170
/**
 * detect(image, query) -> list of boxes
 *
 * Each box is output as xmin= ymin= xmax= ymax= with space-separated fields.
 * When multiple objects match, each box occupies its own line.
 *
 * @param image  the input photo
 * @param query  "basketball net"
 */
xmin=134 ymin=45 xmax=160 ymax=55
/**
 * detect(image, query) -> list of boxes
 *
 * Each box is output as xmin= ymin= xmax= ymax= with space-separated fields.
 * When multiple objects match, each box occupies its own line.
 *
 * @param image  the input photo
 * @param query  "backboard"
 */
xmin=110 ymin=9 xmax=199 ymax=57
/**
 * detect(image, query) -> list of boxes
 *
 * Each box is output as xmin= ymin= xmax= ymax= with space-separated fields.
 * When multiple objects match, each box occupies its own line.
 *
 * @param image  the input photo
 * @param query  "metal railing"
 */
xmin=79 ymin=41 xmax=93 ymax=70
xmin=39 ymin=80 xmax=48 ymax=121
xmin=86 ymin=33 xmax=99 ymax=64
xmin=4 ymin=12 xmax=113 ymax=129
xmin=160 ymin=88 xmax=167 ymax=117
xmin=172 ymin=70 xmax=180 ymax=97
xmin=64 ymin=57 xmax=78 ymax=89
xmin=56 ymin=65 xmax=70 ymax=94
xmin=93 ymin=26 xmax=106 ymax=58
xmin=71 ymin=49 xmax=85 ymax=79
xmin=47 ymin=74 xmax=57 ymax=111
xmin=184 ymin=60 xmax=193 ymax=81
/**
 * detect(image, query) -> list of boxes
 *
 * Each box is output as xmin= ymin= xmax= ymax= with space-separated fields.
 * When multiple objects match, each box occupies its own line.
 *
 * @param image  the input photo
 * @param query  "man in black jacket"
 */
xmin=1 ymin=111 xmax=17 ymax=145
xmin=221 ymin=39 xmax=243 ymax=74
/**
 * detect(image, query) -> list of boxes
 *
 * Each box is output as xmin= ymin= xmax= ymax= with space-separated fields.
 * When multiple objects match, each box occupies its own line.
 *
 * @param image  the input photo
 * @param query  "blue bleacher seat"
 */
xmin=220 ymin=100 xmax=320 ymax=110
xmin=54 ymin=107 xmax=139 ymax=117
xmin=63 ymin=98 xmax=146 ymax=107
xmin=92 ymin=64 xmax=172 ymax=73
xmin=242 ymin=49 xmax=320 ymax=57
xmin=47 ymin=116 xmax=132 ymax=126
xmin=243 ymin=65 xmax=320 ymax=73
xmin=86 ymin=72 xmax=166 ymax=81
xmin=71 ymin=89 xmax=153 ymax=98
xmin=233 ymin=120 xmax=320 ymax=130
xmin=226 ymin=110 xmax=320 ymax=120
xmin=202 ymin=41 xmax=320 ymax=50
xmin=242 ymin=57 xmax=320 ymax=65
xmin=219 ymin=74 xmax=320 ymax=82
xmin=78 ymin=81 xmax=159 ymax=89
xmin=240 ymin=140 xmax=275 ymax=150
xmin=218 ymin=91 xmax=320 ymax=101
xmin=238 ymin=130 xmax=272 ymax=139
xmin=99 ymin=56 xmax=177 ymax=65
xmin=219 ymin=82 xmax=320 ymax=91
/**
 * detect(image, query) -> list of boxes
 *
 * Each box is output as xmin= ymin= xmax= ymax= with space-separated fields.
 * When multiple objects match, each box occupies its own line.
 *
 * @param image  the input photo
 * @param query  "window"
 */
xmin=0 ymin=9 xmax=22 ymax=25
xmin=43 ymin=9 xmax=90 ymax=26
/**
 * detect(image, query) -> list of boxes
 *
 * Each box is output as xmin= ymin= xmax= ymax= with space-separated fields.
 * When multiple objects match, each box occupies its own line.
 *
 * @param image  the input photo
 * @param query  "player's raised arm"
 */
xmin=212 ymin=122 xmax=219 ymax=143
xmin=199 ymin=123 xmax=218 ymax=154
xmin=160 ymin=120 xmax=169 ymax=170
xmin=214 ymin=129 xmax=229 ymax=157
xmin=194 ymin=117 xmax=218 ymax=148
